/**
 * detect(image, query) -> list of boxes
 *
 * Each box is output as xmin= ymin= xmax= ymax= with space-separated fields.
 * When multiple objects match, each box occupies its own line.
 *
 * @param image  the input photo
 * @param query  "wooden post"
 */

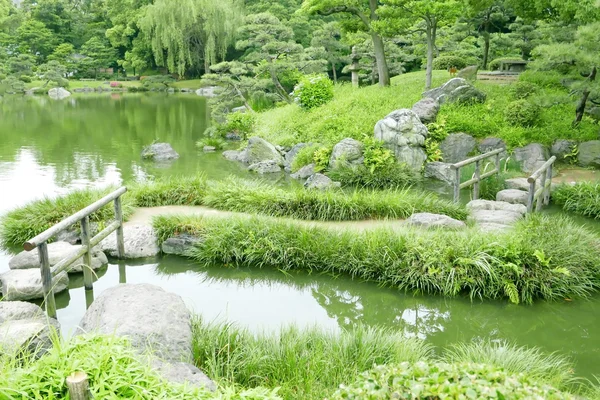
xmin=495 ymin=153 xmax=501 ymax=176
xmin=119 ymin=262 xmax=127 ymax=284
xmin=536 ymin=169 xmax=547 ymax=212
xmin=114 ymin=197 xmax=125 ymax=259
xmin=453 ymin=167 xmax=461 ymax=203
xmin=544 ymin=163 xmax=553 ymax=205
xmin=473 ymin=160 xmax=481 ymax=200
xmin=85 ymin=289 xmax=94 ymax=309
xmin=66 ymin=372 xmax=90 ymax=400
xmin=38 ymin=242 xmax=57 ymax=319
xmin=80 ymin=216 xmax=93 ymax=291
xmin=527 ymin=180 xmax=536 ymax=213
xmin=350 ymin=46 xmax=360 ymax=88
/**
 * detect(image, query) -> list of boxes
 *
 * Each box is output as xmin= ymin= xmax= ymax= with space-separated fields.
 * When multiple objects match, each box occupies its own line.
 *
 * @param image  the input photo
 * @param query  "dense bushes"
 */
xmin=510 ymin=81 xmax=539 ymax=99
xmin=432 ymin=55 xmax=467 ymax=70
xmin=326 ymin=164 xmax=421 ymax=189
xmin=504 ymin=99 xmax=542 ymax=127
xmin=212 ymin=112 xmax=256 ymax=140
xmin=292 ymin=74 xmax=334 ymax=110
xmin=553 ymin=182 xmax=600 ymax=219
xmin=155 ymin=213 xmax=600 ymax=304
xmin=331 ymin=362 xmax=576 ymax=399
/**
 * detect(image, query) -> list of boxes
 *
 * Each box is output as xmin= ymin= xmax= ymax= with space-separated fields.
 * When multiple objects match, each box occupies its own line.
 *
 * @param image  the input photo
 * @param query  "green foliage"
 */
xmin=425 ymin=138 xmax=443 ymax=162
xmin=201 ymin=177 xmax=468 ymax=221
xmin=0 ymin=187 xmax=135 ymax=250
xmin=196 ymin=137 xmax=227 ymax=150
xmin=519 ymin=70 xmax=565 ymax=89
xmin=326 ymin=163 xmax=421 ymax=189
xmin=192 ymin=319 xmax=432 ymax=400
xmin=292 ymin=74 xmax=334 ymax=110
xmin=424 ymin=120 xmax=448 ymax=162
xmin=131 ymin=175 xmax=208 ymax=207
xmin=291 ymin=144 xmax=322 ymax=172
xmin=432 ymin=55 xmax=467 ymax=70
xmin=220 ymin=113 xmax=256 ymax=140
xmin=331 ymin=361 xmax=576 ymax=399
xmin=161 ymin=213 xmax=600 ymax=303
xmin=0 ymin=334 xmax=280 ymax=399
xmin=362 ymin=137 xmax=394 ymax=173
xmin=510 ymin=81 xmax=539 ymax=99
xmin=18 ymin=75 xmax=31 ymax=83
xmin=312 ymin=146 xmax=331 ymax=171
xmin=504 ymin=99 xmax=542 ymax=127
xmin=553 ymin=182 xmax=600 ymax=219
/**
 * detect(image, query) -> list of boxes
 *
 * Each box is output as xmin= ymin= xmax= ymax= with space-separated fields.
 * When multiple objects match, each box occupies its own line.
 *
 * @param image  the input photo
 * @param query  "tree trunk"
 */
xmin=482 ymin=31 xmax=490 ymax=70
xmin=267 ymin=58 xmax=292 ymax=103
xmin=371 ymin=32 xmax=390 ymax=87
xmin=332 ymin=63 xmax=337 ymax=83
xmin=425 ymin=19 xmax=436 ymax=90
xmin=233 ymin=84 xmax=255 ymax=113
xmin=574 ymin=66 xmax=597 ymax=126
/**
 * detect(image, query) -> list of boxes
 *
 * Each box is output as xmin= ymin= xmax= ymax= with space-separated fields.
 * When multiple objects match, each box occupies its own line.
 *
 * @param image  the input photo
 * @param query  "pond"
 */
xmin=1 ymin=93 xmax=600 ymax=379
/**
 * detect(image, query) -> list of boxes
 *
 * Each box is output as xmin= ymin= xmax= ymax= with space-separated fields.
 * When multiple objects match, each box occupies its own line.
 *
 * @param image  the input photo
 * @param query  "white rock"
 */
xmin=48 ymin=87 xmax=71 ymax=100
xmin=101 ymin=224 xmax=159 ymax=259
xmin=9 ymin=241 xmax=108 ymax=273
xmin=467 ymin=200 xmax=527 ymax=215
xmin=0 ymin=269 xmax=69 ymax=301
xmin=496 ymin=189 xmax=529 ymax=206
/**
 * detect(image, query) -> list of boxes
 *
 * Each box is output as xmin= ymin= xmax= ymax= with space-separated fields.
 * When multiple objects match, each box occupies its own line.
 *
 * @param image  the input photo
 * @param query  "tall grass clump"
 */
xmin=131 ymin=174 xmax=208 ymax=207
xmin=553 ymin=182 xmax=600 ymax=219
xmin=0 ymin=187 xmax=135 ymax=250
xmin=326 ymin=164 xmax=421 ymax=190
xmin=0 ymin=334 xmax=280 ymax=399
xmin=203 ymin=178 xmax=468 ymax=221
xmin=156 ymin=213 xmax=600 ymax=304
xmin=191 ymin=318 xmax=432 ymax=400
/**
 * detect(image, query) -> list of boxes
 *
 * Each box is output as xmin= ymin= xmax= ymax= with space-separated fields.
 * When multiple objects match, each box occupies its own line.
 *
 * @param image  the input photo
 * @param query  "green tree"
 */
xmin=80 ymin=36 xmax=118 ymax=78
xmin=378 ymin=0 xmax=461 ymax=89
xmin=202 ymin=61 xmax=264 ymax=114
xmin=507 ymin=17 xmax=542 ymax=59
xmin=8 ymin=53 xmax=36 ymax=76
xmin=16 ymin=19 xmax=57 ymax=58
xmin=140 ymin=0 xmax=242 ymax=76
xmin=302 ymin=0 xmax=391 ymax=86
xmin=48 ymin=42 xmax=77 ymax=74
xmin=465 ymin=0 xmax=511 ymax=69
xmin=38 ymin=59 xmax=68 ymax=87
xmin=26 ymin=0 xmax=76 ymax=44
xmin=311 ymin=22 xmax=349 ymax=82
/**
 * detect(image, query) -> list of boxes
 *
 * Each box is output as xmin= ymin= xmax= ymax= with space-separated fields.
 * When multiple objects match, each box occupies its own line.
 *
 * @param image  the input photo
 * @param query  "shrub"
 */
xmin=292 ymin=74 xmax=334 ymax=110
xmin=326 ymin=163 xmax=421 ymax=189
xmin=312 ymin=146 xmax=332 ymax=171
xmin=519 ymin=70 xmax=565 ymax=89
xmin=330 ymin=361 xmax=576 ymax=399
xmin=142 ymin=75 xmax=175 ymax=89
xmin=504 ymin=100 xmax=541 ymax=127
xmin=159 ymin=213 xmax=600 ymax=304
xmin=291 ymin=144 xmax=321 ymax=172
xmin=218 ymin=112 xmax=256 ymax=140
xmin=19 ymin=75 xmax=32 ymax=83
xmin=510 ymin=81 xmax=539 ymax=99
xmin=489 ymin=56 xmax=523 ymax=71
xmin=196 ymin=137 xmax=227 ymax=150
xmin=362 ymin=137 xmax=394 ymax=172
xmin=432 ymin=55 xmax=467 ymax=70
xmin=553 ymin=182 xmax=600 ymax=219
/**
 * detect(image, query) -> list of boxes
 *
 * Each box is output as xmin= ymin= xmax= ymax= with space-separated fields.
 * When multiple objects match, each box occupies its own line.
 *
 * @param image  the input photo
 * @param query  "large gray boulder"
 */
xmin=374 ymin=109 xmax=428 ymax=171
xmin=222 ymin=150 xmax=241 ymax=161
xmin=496 ymin=189 xmax=529 ymax=206
xmin=411 ymin=98 xmax=440 ymax=123
xmin=48 ymin=87 xmax=71 ymax=100
xmin=578 ymin=140 xmax=600 ymax=168
xmin=78 ymin=284 xmax=192 ymax=362
xmin=469 ymin=209 xmax=524 ymax=225
xmin=424 ymin=162 xmax=455 ymax=185
xmin=1 ymin=269 xmax=69 ymax=301
xmin=551 ymin=139 xmax=576 ymax=161
xmin=0 ymin=317 xmax=60 ymax=357
xmin=141 ymin=143 xmax=180 ymax=161
xmin=152 ymin=359 xmax=216 ymax=391
xmin=304 ymin=173 xmax=340 ymax=190
xmin=247 ymin=160 xmax=283 ymax=174
xmin=512 ymin=143 xmax=549 ymax=173
xmin=101 ymin=224 xmax=159 ymax=259
xmin=9 ymin=241 xmax=108 ymax=273
xmin=284 ymin=143 xmax=309 ymax=171
xmin=0 ymin=301 xmax=45 ymax=323
xmin=440 ymin=133 xmax=476 ymax=163
xmin=329 ymin=138 xmax=364 ymax=168
xmin=478 ymin=137 xmax=506 ymax=154
xmin=423 ymin=78 xmax=486 ymax=105
xmin=291 ymin=164 xmax=315 ymax=180
xmin=405 ymin=213 xmax=466 ymax=230
xmin=237 ymin=137 xmax=284 ymax=165
xmin=195 ymin=86 xmax=217 ymax=97
xmin=161 ymin=234 xmax=203 ymax=257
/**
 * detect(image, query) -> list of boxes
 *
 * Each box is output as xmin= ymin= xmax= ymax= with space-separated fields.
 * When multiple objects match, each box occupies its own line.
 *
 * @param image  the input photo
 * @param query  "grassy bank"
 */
xmin=553 ymin=182 xmax=600 ymax=219
xmin=25 ymin=79 xmax=206 ymax=91
xmin=254 ymin=70 xmax=598 ymax=148
xmin=0 ymin=175 xmax=466 ymax=249
xmin=1 ymin=321 xmax=589 ymax=399
xmin=153 ymin=213 xmax=600 ymax=304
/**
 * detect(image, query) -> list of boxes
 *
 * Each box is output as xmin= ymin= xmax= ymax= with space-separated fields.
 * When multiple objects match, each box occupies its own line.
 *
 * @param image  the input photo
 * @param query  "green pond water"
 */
xmin=1 ymin=94 xmax=600 ymax=379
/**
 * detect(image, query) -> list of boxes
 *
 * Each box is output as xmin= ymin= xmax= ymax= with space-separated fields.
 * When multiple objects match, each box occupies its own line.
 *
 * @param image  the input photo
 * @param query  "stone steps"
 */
xmin=467 ymin=199 xmax=527 ymax=232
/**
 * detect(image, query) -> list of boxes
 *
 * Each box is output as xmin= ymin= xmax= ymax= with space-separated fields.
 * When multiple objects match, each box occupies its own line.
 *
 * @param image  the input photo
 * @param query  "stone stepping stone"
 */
xmin=468 ymin=209 xmax=524 ymax=226
xmin=0 ymin=301 xmax=60 ymax=357
xmin=405 ymin=213 xmax=466 ymax=230
xmin=496 ymin=189 xmax=529 ymax=206
xmin=0 ymin=269 xmax=69 ymax=301
xmin=505 ymin=177 xmax=557 ymax=192
xmin=9 ymin=241 xmax=108 ymax=273
xmin=100 ymin=224 xmax=159 ymax=259
xmin=467 ymin=199 xmax=527 ymax=215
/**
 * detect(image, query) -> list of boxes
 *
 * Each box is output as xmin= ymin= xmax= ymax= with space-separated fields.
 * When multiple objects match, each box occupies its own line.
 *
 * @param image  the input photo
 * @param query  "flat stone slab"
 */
xmin=478 ymin=223 xmax=513 ymax=233
xmin=0 ymin=269 xmax=69 ymax=301
xmin=406 ymin=213 xmax=466 ymax=230
xmin=9 ymin=241 xmax=108 ymax=273
xmin=78 ymin=284 xmax=193 ymax=363
xmin=0 ymin=301 xmax=45 ymax=323
xmin=469 ymin=209 xmax=524 ymax=226
xmin=467 ymin=200 xmax=527 ymax=215
xmin=496 ymin=189 xmax=529 ymax=206
xmin=505 ymin=177 xmax=557 ymax=192
xmin=0 ymin=318 xmax=60 ymax=357
xmin=101 ymin=224 xmax=159 ymax=259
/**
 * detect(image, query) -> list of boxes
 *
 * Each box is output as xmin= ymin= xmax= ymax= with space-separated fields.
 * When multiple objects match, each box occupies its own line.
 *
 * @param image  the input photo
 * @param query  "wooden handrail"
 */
xmin=451 ymin=148 xmax=504 ymax=169
xmin=526 ymin=157 xmax=556 ymax=213
xmin=451 ymin=149 xmax=504 ymax=203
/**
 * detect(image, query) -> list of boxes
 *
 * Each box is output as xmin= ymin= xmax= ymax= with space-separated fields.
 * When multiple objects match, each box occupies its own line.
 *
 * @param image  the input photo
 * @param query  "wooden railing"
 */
xmin=527 ymin=156 xmax=556 ymax=213
xmin=451 ymin=149 xmax=504 ymax=203
xmin=23 ymin=187 xmax=127 ymax=318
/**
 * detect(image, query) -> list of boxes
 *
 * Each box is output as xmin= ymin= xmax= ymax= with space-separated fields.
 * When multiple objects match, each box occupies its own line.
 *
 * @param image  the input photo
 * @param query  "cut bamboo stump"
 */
xmin=66 ymin=372 xmax=90 ymax=400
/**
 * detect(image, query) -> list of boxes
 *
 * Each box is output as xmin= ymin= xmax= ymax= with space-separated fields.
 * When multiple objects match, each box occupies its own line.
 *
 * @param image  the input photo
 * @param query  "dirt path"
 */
xmin=127 ymin=205 xmax=407 ymax=232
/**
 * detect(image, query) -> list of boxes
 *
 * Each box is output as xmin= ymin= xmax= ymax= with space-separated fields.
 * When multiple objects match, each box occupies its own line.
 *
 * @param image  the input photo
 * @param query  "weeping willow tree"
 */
xmin=140 ymin=0 xmax=243 ymax=76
